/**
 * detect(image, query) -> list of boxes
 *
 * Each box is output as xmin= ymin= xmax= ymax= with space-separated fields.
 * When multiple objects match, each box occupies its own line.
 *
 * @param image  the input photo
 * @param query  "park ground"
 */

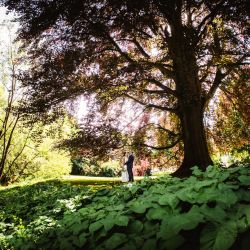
xmin=0 ymin=165 xmax=249 ymax=250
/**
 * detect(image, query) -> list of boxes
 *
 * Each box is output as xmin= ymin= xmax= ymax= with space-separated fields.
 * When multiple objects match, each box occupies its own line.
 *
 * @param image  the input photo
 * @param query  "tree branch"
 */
xmin=131 ymin=38 xmax=150 ymax=59
xmin=197 ymin=0 xmax=224 ymax=34
xmin=142 ymin=78 xmax=178 ymax=97
xmin=204 ymin=69 xmax=224 ymax=107
xmin=125 ymin=94 xmax=178 ymax=113
xmin=105 ymin=28 xmax=174 ymax=79
xmin=138 ymin=122 xmax=180 ymax=137
xmin=106 ymin=33 xmax=135 ymax=63
xmin=143 ymin=89 xmax=166 ymax=96
xmin=6 ymin=132 xmax=30 ymax=174
xmin=138 ymin=137 xmax=181 ymax=150
xmin=141 ymin=61 xmax=174 ymax=78
xmin=204 ymin=54 xmax=248 ymax=108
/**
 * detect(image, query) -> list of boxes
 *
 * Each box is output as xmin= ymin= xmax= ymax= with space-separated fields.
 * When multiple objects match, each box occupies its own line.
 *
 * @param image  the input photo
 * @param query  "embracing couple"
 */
xmin=121 ymin=152 xmax=134 ymax=182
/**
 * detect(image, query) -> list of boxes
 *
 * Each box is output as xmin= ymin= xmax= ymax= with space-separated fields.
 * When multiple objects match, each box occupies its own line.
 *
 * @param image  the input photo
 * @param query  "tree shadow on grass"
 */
xmin=0 ymin=179 xmax=106 ymax=225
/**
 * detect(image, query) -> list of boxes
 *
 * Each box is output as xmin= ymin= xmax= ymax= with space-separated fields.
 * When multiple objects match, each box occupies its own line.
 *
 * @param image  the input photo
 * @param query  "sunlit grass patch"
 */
xmin=61 ymin=175 xmax=146 ymax=185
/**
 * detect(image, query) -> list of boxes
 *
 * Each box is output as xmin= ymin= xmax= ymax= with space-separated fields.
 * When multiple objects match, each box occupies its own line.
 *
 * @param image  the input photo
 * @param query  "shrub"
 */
xmin=133 ymin=159 xmax=151 ymax=176
xmin=71 ymin=158 xmax=121 ymax=177
xmin=213 ymin=144 xmax=250 ymax=167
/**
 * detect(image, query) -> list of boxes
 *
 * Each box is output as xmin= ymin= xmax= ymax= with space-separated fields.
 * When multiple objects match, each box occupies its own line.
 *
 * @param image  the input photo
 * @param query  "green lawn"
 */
xmin=0 ymin=175 xmax=158 ymax=191
xmin=61 ymin=175 xmax=153 ymax=185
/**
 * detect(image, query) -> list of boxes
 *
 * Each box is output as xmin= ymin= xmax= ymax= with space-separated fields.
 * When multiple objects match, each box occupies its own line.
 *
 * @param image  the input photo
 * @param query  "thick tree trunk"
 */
xmin=173 ymin=103 xmax=213 ymax=177
xmin=167 ymin=13 xmax=213 ymax=177
xmin=0 ymin=165 xmax=4 ymax=180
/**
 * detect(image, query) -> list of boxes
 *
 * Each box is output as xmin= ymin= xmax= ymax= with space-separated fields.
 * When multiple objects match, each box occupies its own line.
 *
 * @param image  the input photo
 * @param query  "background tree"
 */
xmin=1 ymin=0 xmax=249 ymax=176
xmin=0 ymin=18 xmax=74 ymax=184
xmin=0 ymin=20 xmax=25 ymax=181
xmin=211 ymin=71 xmax=250 ymax=153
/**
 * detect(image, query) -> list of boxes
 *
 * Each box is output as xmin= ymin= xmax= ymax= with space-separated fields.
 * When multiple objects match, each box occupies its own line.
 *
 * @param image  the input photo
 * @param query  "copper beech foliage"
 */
xmin=1 ymin=0 xmax=249 ymax=175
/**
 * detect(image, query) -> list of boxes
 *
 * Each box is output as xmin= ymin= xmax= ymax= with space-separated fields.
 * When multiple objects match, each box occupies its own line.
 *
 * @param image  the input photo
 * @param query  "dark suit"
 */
xmin=125 ymin=154 xmax=134 ymax=182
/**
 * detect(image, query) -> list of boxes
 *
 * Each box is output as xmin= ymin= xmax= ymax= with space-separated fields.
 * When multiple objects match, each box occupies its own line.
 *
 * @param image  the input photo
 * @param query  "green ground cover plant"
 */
xmin=0 ymin=165 xmax=249 ymax=250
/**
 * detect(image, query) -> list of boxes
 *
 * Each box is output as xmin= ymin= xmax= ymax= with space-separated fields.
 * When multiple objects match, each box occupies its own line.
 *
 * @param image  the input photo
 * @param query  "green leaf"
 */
xmin=217 ymin=171 xmax=230 ymax=182
xmin=78 ymin=234 xmax=87 ymax=247
xmin=93 ymin=227 xmax=107 ymax=242
xmin=205 ymin=166 xmax=219 ymax=178
xmin=215 ymin=189 xmax=238 ymax=206
xmin=200 ymin=204 xmax=226 ymax=222
xmin=158 ymin=206 xmax=203 ymax=239
xmin=176 ymin=187 xmax=197 ymax=202
xmin=239 ymin=168 xmax=250 ymax=175
xmin=200 ymin=221 xmax=237 ymax=250
xmin=236 ymin=217 xmax=248 ymax=233
xmin=60 ymin=239 xmax=72 ymax=250
xmin=142 ymin=238 xmax=157 ymax=250
xmin=96 ymin=203 xmax=105 ymax=210
xmin=72 ymin=223 xmax=85 ymax=235
xmin=72 ymin=234 xmax=87 ymax=247
xmin=194 ymin=180 xmax=217 ymax=190
xmin=143 ymin=221 xmax=159 ymax=238
xmin=119 ymin=242 xmax=137 ymax=250
xmin=102 ymin=218 xmax=115 ymax=232
xmin=114 ymin=204 xmax=125 ymax=211
xmin=95 ymin=210 xmax=106 ymax=220
xmin=101 ymin=213 xmax=129 ymax=231
xmin=158 ymin=194 xmax=179 ymax=208
xmin=191 ymin=166 xmax=203 ymax=176
xmin=115 ymin=215 xmax=129 ymax=227
xmin=89 ymin=221 xmax=103 ymax=233
xmin=238 ymin=175 xmax=250 ymax=185
xmin=196 ymin=187 xmax=238 ymax=206
xmin=148 ymin=185 xmax=166 ymax=195
xmin=217 ymin=183 xmax=239 ymax=190
xmin=123 ymin=192 xmax=132 ymax=201
xmin=104 ymin=233 xmax=127 ymax=249
xmin=130 ymin=186 xmax=140 ymax=194
xmin=160 ymin=235 xmax=186 ymax=250
xmin=146 ymin=207 xmax=170 ymax=221
xmin=128 ymin=220 xmax=143 ymax=234
xmin=237 ymin=205 xmax=250 ymax=225
xmin=96 ymin=189 xmax=110 ymax=196
xmin=132 ymin=236 xmax=144 ymax=247
xmin=130 ymin=201 xmax=151 ymax=214
xmin=79 ymin=208 xmax=90 ymax=216
xmin=236 ymin=189 xmax=250 ymax=202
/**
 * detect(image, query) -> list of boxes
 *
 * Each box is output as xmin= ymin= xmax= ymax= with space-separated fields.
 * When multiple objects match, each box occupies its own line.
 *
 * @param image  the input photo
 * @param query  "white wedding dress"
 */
xmin=121 ymin=164 xmax=129 ymax=182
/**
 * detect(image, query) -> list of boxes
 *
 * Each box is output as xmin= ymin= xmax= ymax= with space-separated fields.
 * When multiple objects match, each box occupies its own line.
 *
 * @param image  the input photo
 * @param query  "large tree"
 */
xmin=1 ymin=0 xmax=249 ymax=176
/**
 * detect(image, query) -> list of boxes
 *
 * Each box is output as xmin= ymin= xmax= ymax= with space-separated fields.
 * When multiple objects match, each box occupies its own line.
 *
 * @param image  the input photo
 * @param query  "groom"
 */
xmin=125 ymin=152 xmax=134 ymax=182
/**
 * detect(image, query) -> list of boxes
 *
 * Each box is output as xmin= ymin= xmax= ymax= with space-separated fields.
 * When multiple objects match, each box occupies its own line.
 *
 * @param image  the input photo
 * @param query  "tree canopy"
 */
xmin=1 ymin=0 xmax=249 ymax=176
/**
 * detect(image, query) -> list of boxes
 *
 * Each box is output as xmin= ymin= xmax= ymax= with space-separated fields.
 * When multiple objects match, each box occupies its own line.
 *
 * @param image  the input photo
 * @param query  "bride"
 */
xmin=121 ymin=152 xmax=129 ymax=182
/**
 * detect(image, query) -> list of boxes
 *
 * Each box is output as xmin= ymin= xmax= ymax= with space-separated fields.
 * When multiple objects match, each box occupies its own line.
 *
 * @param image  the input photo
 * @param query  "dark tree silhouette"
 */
xmin=1 ymin=0 xmax=249 ymax=176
